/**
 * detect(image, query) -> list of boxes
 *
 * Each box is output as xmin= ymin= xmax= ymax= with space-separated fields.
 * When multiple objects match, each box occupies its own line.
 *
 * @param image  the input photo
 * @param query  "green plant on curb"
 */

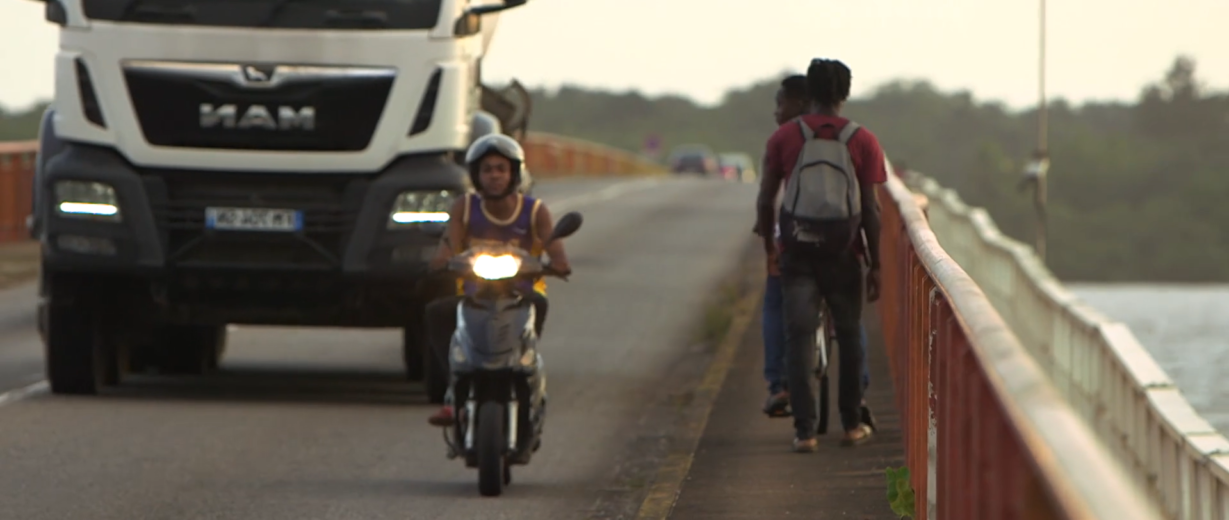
xmin=885 ymin=466 xmax=915 ymax=518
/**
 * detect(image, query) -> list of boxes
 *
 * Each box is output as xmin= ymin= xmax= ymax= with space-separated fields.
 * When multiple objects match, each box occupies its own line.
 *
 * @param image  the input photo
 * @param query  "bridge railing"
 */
xmin=0 ymin=134 xmax=666 ymax=245
xmin=0 ymin=140 xmax=37 ymax=244
xmin=522 ymin=131 xmax=667 ymax=177
xmin=906 ymin=172 xmax=1227 ymax=519
xmin=878 ymin=163 xmax=1162 ymax=519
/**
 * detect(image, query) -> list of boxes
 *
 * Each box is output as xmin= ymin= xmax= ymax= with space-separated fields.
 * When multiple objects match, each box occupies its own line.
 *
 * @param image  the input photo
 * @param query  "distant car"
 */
xmin=718 ymin=152 xmax=758 ymax=183
xmin=667 ymin=144 xmax=721 ymax=176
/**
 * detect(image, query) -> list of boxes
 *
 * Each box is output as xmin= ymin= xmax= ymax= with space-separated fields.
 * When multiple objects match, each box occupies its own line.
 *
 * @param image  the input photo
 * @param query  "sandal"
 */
xmin=841 ymin=423 xmax=873 ymax=447
xmin=793 ymin=437 xmax=818 ymax=453
xmin=861 ymin=403 xmax=877 ymax=432
xmin=763 ymin=391 xmax=791 ymax=418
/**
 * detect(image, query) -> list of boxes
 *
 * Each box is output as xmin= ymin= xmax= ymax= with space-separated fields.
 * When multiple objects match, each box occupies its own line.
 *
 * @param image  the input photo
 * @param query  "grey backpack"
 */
xmin=778 ymin=119 xmax=862 ymax=257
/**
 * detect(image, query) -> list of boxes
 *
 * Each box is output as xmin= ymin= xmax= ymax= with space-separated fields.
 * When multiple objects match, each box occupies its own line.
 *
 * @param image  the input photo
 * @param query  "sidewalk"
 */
xmin=670 ymin=303 xmax=905 ymax=519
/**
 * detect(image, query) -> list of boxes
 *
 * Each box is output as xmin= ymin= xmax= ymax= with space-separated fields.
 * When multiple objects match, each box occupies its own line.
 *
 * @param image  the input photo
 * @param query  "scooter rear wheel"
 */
xmin=477 ymin=401 xmax=506 ymax=497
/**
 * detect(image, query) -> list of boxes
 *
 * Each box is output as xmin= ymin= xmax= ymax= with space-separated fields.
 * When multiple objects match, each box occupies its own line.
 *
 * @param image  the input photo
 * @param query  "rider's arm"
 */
xmin=859 ymin=184 xmax=881 ymax=269
xmin=430 ymin=198 xmax=467 ymax=268
xmin=757 ymin=132 xmax=786 ymax=254
xmin=534 ymin=202 xmax=570 ymax=272
xmin=855 ymin=132 xmax=889 ymax=269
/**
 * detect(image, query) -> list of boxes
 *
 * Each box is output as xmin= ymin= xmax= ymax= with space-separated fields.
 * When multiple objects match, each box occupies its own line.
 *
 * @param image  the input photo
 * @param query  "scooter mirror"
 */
xmin=549 ymin=211 xmax=583 ymax=241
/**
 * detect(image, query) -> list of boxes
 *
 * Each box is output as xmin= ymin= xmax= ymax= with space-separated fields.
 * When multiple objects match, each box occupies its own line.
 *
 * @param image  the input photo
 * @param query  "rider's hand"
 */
xmin=766 ymin=248 xmax=781 ymax=277
xmin=549 ymin=258 xmax=572 ymax=276
xmin=866 ymin=267 xmax=881 ymax=303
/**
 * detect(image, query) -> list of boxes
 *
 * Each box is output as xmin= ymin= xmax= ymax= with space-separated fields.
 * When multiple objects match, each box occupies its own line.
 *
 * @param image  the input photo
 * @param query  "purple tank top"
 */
xmin=461 ymin=193 xmax=542 ymax=295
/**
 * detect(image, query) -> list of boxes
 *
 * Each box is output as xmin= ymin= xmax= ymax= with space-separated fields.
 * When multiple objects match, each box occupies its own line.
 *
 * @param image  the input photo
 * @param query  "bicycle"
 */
xmin=814 ymin=301 xmax=877 ymax=435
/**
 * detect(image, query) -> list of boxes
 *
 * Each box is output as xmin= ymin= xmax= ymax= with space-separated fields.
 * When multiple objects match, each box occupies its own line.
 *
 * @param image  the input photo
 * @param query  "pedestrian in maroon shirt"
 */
xmin=756 ymin=58 xmax=887 ymax=452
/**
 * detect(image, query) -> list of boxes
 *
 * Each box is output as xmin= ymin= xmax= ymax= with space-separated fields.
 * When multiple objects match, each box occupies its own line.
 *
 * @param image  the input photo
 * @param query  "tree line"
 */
xmin=2 ymin=56 xmax=1225 ymax=282
xmin=524 ymin=56 xmax=1228 ymax=283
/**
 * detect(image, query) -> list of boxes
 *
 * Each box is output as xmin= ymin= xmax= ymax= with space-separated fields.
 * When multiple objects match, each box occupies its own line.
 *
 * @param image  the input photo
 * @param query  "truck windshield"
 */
xmin=83 ymin=0 xmax=444 ymax=30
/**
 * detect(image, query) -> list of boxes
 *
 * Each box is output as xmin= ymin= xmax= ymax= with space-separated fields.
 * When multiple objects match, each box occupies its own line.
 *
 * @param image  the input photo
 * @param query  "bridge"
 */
xmin=0 ymin=133 xmax=1220 ymax=519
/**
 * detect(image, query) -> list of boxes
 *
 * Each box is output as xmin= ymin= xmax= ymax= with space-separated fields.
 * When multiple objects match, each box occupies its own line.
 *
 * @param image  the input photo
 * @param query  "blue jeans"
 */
xmin=763 ymin=274 xmax=869 ymax=395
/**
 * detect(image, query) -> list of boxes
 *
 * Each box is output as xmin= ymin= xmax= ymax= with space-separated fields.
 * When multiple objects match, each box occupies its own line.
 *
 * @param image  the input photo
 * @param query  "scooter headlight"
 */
xmin=471 ymin=254 xmax=520 ymax=280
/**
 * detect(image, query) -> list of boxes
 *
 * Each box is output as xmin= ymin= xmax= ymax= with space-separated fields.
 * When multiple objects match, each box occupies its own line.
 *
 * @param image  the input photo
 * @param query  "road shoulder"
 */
xmin=0 ymin=241 xmax=39 ymax=290
xmin=667 ymin=298 xmax=906 ymax=519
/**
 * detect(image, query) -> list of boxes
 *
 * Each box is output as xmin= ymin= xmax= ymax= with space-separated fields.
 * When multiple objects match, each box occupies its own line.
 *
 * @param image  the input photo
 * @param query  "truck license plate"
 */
xmin=205 ymin=207 xmax=303 ymax=232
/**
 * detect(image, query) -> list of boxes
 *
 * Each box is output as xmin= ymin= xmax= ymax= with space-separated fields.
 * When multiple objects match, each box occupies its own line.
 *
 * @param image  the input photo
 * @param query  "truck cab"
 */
xmin=29 ymin=0 xmax=531 ymax=401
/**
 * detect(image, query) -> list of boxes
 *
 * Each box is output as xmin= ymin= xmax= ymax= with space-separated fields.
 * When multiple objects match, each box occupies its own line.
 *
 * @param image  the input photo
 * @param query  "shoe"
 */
xmin=841 ymin=423 xmax=873 ymax=447
xmin=861 ymin=403 xmax=877 ymax=432
xmin=762 ymin=391 xmax=791 ymax=418
xmin=793 ymin=437 xmax=818 ymax=453
xmin=428 ymin=405 xmax=455 ymax=427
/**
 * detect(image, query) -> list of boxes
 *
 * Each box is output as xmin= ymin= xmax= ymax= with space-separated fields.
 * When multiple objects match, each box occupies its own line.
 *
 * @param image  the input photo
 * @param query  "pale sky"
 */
xmin=1 ymin=0 xmax=1225 ymax=112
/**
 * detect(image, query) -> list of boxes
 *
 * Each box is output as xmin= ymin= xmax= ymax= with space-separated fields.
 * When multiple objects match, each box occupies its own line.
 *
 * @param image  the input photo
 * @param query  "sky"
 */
xmin=1 ymin=0 xmax=1226 ymax=112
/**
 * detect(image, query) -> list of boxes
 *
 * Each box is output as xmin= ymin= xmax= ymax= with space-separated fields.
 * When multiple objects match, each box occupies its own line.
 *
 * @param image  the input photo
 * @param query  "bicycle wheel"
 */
xmin=814 ymin=303 xmax=837 ymax=378
xmin=816 ymin=303 xmax=838 ymax=435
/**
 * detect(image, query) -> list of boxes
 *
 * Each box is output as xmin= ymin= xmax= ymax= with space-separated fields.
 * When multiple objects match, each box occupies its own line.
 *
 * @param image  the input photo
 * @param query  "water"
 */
xmin=1068 ymin=283 xmax=1229 ymax=436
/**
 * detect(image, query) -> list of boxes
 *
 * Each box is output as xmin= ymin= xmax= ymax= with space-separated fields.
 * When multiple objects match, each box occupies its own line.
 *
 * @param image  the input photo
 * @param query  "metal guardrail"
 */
xmin=906 ymin=171 xmax=1226 ymax=519
xmin=878 ymin=163 xmax=1162 ymax=519
xmin=521 ymin=131 xmax=667 ymax=177
xmin=0 ymin=141 xmax=36 ymax=243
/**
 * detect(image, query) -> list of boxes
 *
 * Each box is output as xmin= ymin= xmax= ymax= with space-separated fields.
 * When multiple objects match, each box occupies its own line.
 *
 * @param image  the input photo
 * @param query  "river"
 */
xmin=1068 ymin=284 xmax=1229 ymax=436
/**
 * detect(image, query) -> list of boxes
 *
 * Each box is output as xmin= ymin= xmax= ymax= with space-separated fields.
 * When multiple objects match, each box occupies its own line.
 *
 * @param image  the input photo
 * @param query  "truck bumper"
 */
xmin=35 ymin=143 xmax=466 ymax=326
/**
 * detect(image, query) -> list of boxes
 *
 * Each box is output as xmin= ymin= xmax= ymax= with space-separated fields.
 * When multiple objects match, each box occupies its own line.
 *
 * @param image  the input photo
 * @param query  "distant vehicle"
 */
xmin=667 ymin=144 xmax=721 ymax=176
xmin=719 ymin=152 xmax=757 ymax=183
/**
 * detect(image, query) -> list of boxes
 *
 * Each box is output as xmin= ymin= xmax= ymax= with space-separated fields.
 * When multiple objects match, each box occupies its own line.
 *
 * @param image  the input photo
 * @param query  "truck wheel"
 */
xmin=403 ymin=325 xmax=425 ymax=382
xmin=207 ymin=325 xmax=229 ymax=372
xmin=99 ymin=330 xmax=123 ymax=386
xmin=424 ymin=339 xmax=448 ymax=404
xmin=44 ymin=303 xmax=109 ymax=395
xmin=157 ymin=324 xmax=225 ymax=375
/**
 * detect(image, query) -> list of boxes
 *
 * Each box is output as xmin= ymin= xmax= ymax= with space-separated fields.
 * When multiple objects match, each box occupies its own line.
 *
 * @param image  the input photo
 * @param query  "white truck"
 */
xmin=27 ymin=0 xmax=534 ymax=402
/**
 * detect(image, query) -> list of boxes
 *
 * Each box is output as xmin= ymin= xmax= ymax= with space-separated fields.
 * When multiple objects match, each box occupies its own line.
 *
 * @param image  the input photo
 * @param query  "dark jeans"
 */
xmin=763 ymin=274 xmax=870 ymax=395
xmin=780 ymin=249 xmax=865 ymax=438
xmin=425 ymin=292 xmax=549 ymax=383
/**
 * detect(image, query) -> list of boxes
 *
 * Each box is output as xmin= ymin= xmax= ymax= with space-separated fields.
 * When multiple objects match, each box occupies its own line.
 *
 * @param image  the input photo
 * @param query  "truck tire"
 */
xmin=424 ymin=339 xmax=448 ymax=404
xmin=44 ymin=302 xmax=110 ymax=395
xmin=403 ymin=324 xmax=425 ymax=382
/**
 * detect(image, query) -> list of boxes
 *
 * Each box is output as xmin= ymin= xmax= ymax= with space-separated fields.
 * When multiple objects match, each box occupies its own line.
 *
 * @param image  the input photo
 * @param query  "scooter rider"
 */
xmin=424 ymin=134 xmax=572 ymax=427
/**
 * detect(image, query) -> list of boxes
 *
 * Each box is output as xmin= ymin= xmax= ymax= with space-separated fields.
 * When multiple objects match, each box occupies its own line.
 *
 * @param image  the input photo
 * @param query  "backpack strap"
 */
xmin=796 ymin=118 xmax=816 ymax=140
xmin=837 ymin=121 xmax=861 ymax=144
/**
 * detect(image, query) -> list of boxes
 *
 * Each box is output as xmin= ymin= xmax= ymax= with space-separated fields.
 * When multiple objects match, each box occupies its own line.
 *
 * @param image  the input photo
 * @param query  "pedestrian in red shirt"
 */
xmin=756 ymin=58 xmax=887 ymax=452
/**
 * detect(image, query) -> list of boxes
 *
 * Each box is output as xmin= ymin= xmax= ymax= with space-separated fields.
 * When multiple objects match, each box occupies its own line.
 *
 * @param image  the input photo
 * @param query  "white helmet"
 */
xmin=465 ymin=134 xmax=525 ymax=199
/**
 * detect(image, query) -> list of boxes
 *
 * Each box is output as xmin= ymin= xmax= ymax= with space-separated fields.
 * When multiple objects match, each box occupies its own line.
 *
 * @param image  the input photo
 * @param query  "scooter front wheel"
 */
xmin=477 ymin=401 xmax=506 ymax=497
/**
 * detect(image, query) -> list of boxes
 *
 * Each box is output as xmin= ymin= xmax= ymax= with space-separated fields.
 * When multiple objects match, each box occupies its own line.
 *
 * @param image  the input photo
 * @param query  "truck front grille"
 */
xmin=143 ymin=171 xmax=362 ymax=268
xmin=122 ymin=61 xmax=395 ymax=152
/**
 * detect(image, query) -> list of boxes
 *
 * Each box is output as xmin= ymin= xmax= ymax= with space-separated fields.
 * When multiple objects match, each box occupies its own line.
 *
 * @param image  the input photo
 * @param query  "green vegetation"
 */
xmin=3 ymin=55 xmax=1224 ymax=281
xmin=885 ymin=466 xmax=916 ymax=518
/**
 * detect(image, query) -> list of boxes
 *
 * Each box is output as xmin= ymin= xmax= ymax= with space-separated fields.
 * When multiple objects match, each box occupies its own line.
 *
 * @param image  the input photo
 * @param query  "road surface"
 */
xmin=0 ymin=176 xmax=757 ymax=520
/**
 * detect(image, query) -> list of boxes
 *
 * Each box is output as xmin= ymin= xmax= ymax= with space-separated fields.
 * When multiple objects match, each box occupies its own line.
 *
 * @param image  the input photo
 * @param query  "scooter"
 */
xmin=428 ymin=211 xmax=582 ymax=497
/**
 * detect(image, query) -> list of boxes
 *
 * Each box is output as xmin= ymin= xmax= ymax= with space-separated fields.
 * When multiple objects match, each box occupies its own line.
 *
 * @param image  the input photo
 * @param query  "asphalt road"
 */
xmin=0 ymin=175 xmax=758 ymax=520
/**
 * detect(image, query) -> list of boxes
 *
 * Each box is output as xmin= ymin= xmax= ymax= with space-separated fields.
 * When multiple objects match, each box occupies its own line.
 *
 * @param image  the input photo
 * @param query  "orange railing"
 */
xmin=0 ymin=140 xmax=36 ymax=244
xmin=877 ymin=165 xmax=1163 ymax=519
xmin=0 ymin=134 xmax=665 ymax=244
xmin=521 ymin=131 xmax=666 ymax=177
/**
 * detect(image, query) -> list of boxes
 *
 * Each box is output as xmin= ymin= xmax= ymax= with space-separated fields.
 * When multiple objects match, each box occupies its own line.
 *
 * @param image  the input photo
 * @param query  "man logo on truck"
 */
xmin=242 ymin=65 xmax=274 ymax=83
xmin=199 ymin=104 xmax=315 ymax=130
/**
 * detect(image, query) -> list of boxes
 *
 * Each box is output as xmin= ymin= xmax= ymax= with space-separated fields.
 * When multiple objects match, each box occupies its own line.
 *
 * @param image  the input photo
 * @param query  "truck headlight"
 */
xmin=55 ymin=181 xmax=120 ymax=222
xmin=388 ymin=190 xmax=456 ymax=229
